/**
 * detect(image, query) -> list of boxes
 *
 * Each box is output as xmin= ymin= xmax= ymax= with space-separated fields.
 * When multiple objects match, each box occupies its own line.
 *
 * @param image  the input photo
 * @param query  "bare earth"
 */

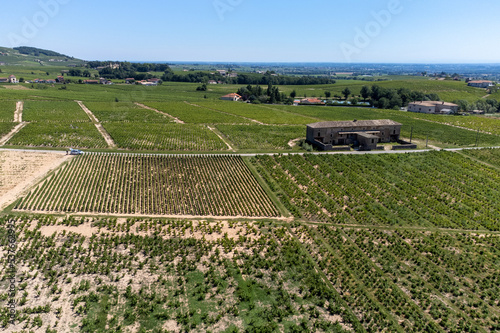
xmin=0 ymin=150 xmax=70 ymax=211
xmin=76 ymin=100 xmax=117 ymax=148
xmin=2 ymin=85 xmax=32 ymax=90
xmin=207 ymin=125 xmax=235 ymax=151
xmin=14 ymin=101 xmax=23 ymax=122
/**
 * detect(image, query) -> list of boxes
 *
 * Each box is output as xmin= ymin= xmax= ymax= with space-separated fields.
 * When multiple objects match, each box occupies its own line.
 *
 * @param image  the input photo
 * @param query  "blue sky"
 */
xmin=0 ymin=0 xmax=498 ymax=63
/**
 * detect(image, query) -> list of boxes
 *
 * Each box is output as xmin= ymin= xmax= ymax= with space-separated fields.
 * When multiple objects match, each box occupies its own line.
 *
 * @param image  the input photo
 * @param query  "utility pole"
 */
xmin=410 ymin=127 xmax=413 ymax=143
xmin=426 ymin=134 xmax=428 ymax=148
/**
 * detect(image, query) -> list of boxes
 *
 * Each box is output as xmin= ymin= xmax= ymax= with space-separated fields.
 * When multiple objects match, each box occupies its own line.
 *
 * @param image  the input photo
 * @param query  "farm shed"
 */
xmin=306 ymin=119 xmax=401 ymax=151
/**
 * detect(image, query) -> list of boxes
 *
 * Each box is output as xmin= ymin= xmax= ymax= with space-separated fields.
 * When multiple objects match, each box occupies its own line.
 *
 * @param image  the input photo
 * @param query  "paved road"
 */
xmin=1 ymin=146 xmax=499 ymax=157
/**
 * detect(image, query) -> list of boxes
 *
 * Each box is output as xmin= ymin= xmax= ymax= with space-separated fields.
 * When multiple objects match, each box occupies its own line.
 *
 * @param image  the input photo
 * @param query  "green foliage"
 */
xmin=23 ymin=101 xmax=89 ymax=122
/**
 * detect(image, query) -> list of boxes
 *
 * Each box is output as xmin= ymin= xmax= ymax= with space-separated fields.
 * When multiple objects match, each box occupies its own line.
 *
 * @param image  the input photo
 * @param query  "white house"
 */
xmin=408 ymin=101 xmax=459 ymax=114
xmin=220 ymin=93 xmax=242 ymax=101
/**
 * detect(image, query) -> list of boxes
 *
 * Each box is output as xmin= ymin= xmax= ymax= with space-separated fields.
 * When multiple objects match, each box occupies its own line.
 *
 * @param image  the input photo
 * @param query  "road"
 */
xmin=1 ymin=146 xmax=499 ymax=157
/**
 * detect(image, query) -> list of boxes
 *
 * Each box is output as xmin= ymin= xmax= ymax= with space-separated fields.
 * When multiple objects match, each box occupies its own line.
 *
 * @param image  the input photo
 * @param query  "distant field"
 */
xmin=23 ymin=100 xmax=89 ymax=122
xmin=6 ymin=122 xmax=107 ymax=148
xmin=253 ymin=151 xmax=500 ymax=230
xmin=18 ymin=154 xmax=279 ymax=217
xmin=82 ymin=101 xmax=171 ymax=122
xmin=144 ymin=101 xmax=251 ymax=124
xmin=103 ymin=122 xmax=229 ymax=151
xmin=217 ymin=124 xmax=304 ymax=151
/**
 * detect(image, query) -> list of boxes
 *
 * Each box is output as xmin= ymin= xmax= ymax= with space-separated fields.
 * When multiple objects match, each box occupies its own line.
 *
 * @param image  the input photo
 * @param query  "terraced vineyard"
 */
xmin=251 ymin=151 xmax=500 ymax=230
xmin=17 ymin=154 xmax=279 ymax=217
xmin=102 ymin=122 xmax=228 ymax=151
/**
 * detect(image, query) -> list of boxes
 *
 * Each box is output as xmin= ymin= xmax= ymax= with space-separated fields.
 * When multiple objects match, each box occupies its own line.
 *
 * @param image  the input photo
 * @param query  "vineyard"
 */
xmin=6 ymin=122 xmax=108 ymax=148
xmin=1 ymin=215 xmax=498 ymax=332
xmin=195 ymin=101 xmax=317 ymax=125
xmin=463 ymin=148 xmax=500 ymax=168
xmin=17 ymin=154 xmax=279 ymax=217
xmin=22 ymin=101 xmax=90 ymax=123
xmin=0 ymin=101 xmax=15 ymax=121
xmin=143 ymin=101 xmax=251 ymax=124
xmin=251 ymin=151 xmax=500 ymax=230
xmin=216 ymin=124 xmax=304 ymax=151
xmin=81 ymin=102 xmax=171 ymax=123
xmin=102 ymin=122 xmax=229 ymax=151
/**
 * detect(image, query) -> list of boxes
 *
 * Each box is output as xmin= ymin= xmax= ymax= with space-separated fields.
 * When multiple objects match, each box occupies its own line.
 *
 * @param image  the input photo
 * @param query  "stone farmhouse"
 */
xmin=306 ymin=119 xmax=402 ymax=151
xmin=468 ymin=80 xmax=494 ymax=88
xmin=408 ymin=101 xmax=459 ymax=114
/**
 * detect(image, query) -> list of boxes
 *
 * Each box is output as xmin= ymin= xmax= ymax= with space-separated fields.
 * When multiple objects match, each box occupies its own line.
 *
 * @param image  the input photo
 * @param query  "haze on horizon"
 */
xmin=0 ymin=0 xmax=498 ymax=64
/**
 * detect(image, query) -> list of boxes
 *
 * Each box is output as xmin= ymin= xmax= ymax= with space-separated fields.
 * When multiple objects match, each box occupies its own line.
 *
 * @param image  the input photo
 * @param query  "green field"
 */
xmin=0 ymin=101 xmax=15 ymax=122
xmin=82 ymin=102 xmax=171 ymax=123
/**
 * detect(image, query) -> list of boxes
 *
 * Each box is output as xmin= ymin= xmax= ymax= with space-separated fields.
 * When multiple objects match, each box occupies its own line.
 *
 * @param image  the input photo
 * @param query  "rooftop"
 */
xmin=409 ymin=101 xmax=458 ymax=107
xmin=307 ymin=119 xmax=401 ymax=129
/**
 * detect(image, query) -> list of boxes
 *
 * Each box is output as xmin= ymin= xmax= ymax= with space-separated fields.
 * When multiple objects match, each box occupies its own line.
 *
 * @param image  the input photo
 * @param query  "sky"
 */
xmin=0 ymin=0 xmax=499 ymax=63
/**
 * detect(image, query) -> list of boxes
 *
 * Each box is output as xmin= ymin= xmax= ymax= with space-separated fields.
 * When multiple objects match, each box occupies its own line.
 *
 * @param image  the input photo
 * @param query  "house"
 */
xmin=45 ymin=79 xmax=56 ymax=84
xmin=147 ymin=78 xmax=161 ymax=84
xmin=220 ymin=93 xmax=242 ymax=101
xmin=8 ymin=75 xmax=18 ymax=83
xmin=138 ymin=80 xmax=157 ymax=86
xmin=468 ymin=80 xmax=494 ymax=88
xmin=83 ymin=80 xmax=99 ymax=84
xmin=56 ymin=76 xmax=65 ymax=83
xmin=306 ymin=119 xmax=402 ymax=151
xmin=408 ymin=101 xmax=459 ymax=114
xmin=0 ymin=77 xmax=8 ymax=83
xmin=300 ymin=98 xmax=325 ymax=105
xmin=217 ymin=70 xmax=227 ymax=76
xmin=208 ymin=80 xmax=218 ymax=85
xmin=228 ymin=73 xmax=238 ymax=78
xmin=125 ymin=78 xmax=135 ymax=84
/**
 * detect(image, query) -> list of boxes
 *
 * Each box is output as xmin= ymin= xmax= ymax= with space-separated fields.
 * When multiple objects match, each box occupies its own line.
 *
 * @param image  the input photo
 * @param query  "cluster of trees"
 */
xmin=454 ymin=99 xmax=500 ymax=113
xmin=359 ymin=85 xmax=441 ymax=109
xmin=163 ymin=71 xmax=336 ymax=86
xmin=67 ymin=69 xmax=92 ymax=77
xmin=88 ymin=61 xmax=170 ymax=80
xmin=14 ymin=46 xmax=68 ymax=57
xmin=236 ymin=84 xmax=292 ymax=104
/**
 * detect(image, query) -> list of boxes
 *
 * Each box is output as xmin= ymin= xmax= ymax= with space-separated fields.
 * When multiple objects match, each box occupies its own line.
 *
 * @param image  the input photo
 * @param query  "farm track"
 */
xmin=14 ymin=101 xmax=23 ymax=122
xmin=206 ymin=125 xmax=235 ymax=151
xmin=134 ymin=102 xmax=185 ymax=123
xmin=76 ymin=100 xmax=117 ymax=148
xmin=0 ymin=122 xmax=28 ymax=146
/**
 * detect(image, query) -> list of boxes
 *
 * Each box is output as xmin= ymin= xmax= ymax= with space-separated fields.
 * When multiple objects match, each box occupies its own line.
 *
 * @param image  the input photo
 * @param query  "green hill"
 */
xmin=0 ymin=46 xmax=85 ymax=67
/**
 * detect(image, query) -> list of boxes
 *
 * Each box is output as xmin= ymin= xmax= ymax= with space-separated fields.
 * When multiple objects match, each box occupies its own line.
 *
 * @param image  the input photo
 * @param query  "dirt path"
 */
xmin=14 ymin=101 xmax=23 ymax=122
xmin=287 ymin=138 xmax=302 ymax=148
xmin=0 ymin=122 xmax=27 ymax=146
xmin=135 ymin=102 xmax=185 ymax=124
xmin=0 ymin=151 xmax=70 ymax=211
xmin=481 ymin=94 xmax=491 ymax=99
xmin=76 ymin=100 xmax=117 ymax=148
xmin=207 ymin=125 xmax=235 ymax=151
xmin=189 ymin=101 xmax=265 ymax=125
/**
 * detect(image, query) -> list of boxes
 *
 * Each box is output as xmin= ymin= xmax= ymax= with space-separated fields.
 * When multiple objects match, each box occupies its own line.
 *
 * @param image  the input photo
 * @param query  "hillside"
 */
xmin=0 ymin=46 xmax=85 ymax=67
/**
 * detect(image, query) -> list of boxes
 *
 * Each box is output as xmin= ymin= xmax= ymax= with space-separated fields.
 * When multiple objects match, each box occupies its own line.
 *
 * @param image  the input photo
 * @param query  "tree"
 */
xmin=378 ymin=97 xmax=390 ymax=109
xmin=360 ymin=86 xmax=370 ymax=101
xmin=290 ymin=90 xmax=297 ymax=98
xmin=342 ymin=87 xmax=351 ymax=100
xmin=324 ymin=91 xmax=331 ymax=98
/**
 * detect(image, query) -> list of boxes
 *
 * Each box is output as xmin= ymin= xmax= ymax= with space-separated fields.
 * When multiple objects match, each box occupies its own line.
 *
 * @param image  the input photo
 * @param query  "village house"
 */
xmin=306 ymin=119 xmax=402 ymax=151
xmin=208 ymin=80 xmax=218 ymax=85
xmin=0 ymin=77 xmax=8 ymax=83
xmin=408 ymin=101 xmax=459 ymax=114
xmin=83 ymin=80 xmax=100 ymax=84
xmin=56 ymin=76 xmax=65 ymax=83
xmin=468 ymin=80 xmax=494 ymax=88
xmin=125 ymin=78 xmax=135 ymax=84
xmin=8 ymin=75 xmax=18 ymax=83
xmin=300 ymin=98 xmax=325 ymax=105
xmin=220 ymin=93 xmax=242 ymax=101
